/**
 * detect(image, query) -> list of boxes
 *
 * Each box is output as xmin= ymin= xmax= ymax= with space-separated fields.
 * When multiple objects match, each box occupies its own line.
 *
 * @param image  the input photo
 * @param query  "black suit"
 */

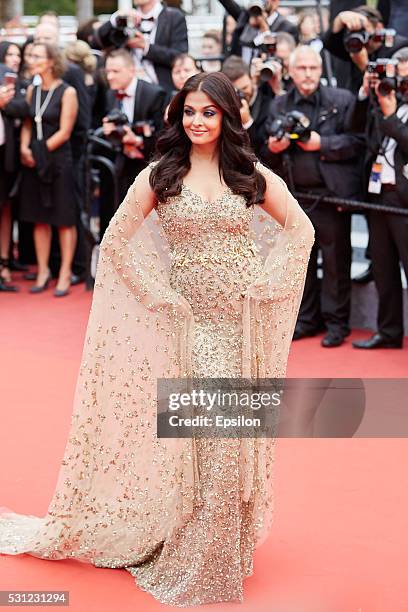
xmin=100 ymin=79 xmax=166 ymax=236
xmin=351 ymin=96 xmax=408 ymax=341
xmin=217 ymin=0 xmax=298 ymax=57
xmin=246 ymin=81 xmax=275 ymax=155
xmin=0 ymin=70 xmax=29 ymax=177
xmin=260 ymin=85 xmax=364 ymax=337
xmin=63 ymin=62 xmax=91 ymax=146
xmin=94 ymin=7 xmax=188 ymax=93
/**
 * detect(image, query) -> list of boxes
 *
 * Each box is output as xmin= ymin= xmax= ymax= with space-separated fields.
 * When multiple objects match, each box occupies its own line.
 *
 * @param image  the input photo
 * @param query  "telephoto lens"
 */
xmin=343 ymin=29 xmax=370 ymax=54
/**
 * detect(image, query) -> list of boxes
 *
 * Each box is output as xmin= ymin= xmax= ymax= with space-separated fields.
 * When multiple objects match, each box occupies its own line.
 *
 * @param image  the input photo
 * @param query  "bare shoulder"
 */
xmin=63 ymin=85 xmax=78 ymax=100
xmin=254 ymin=160 xmax=289 ymax=227
xmin=26 ymin=84 xmax=33 ymax=102
xmin=254 ymin=160 xmax=286 ymax=188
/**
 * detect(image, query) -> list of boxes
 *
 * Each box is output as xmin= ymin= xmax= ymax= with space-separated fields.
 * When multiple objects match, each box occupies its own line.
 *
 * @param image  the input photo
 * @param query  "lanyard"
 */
xmin=34 ymin=84 xmax=58 ymax=141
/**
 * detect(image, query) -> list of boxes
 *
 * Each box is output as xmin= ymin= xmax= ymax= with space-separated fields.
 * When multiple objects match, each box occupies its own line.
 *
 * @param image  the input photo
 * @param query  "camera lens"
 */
xmin=343 ymin=30 xmax=368 ymax=54
xmin=248 ymin=5 xmax=263 ymax=17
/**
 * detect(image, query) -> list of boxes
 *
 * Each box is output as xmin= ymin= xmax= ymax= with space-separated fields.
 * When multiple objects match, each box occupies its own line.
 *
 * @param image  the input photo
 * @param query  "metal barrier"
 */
xmin=83 ymin=127 xmax=119 ymax=289
xmin=295 ymin=192 xmax=408 ymax=216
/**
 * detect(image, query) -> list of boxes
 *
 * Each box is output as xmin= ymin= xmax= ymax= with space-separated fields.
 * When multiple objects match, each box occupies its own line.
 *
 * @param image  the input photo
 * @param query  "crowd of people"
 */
xmin=0 ymin=0 xmax=408 ymax=350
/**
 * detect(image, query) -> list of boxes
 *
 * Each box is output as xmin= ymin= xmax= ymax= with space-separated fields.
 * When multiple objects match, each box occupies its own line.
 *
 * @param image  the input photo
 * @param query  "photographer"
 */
xmin=324 ymin=5 xmax=408 ymax=93
xmin=93 ymin=0 xmax=188 ymax=94
xmin=99 ymin=49 xmax=166 ymax=235
xmin=260 ymin=46 xmax=364 ymax=348
xmin=350 ymin=49 xmax=408 ymax=349
xmin=221 ymin=54 xmax=282 ymax=154
xmin=217 ymin=0 xmax=297 ymax=64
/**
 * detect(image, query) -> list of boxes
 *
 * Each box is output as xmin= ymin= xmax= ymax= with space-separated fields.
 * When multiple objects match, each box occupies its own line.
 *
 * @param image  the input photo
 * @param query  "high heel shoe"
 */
xmin=54 ymin=286 xmax=70 ymax=297
xmin=29 ymin=271 xmax=52 ymax=294
xmin=0 ymin=258 xmax=19 ymax=292
xmin=54 ymin=278 xmax=71 ymax=297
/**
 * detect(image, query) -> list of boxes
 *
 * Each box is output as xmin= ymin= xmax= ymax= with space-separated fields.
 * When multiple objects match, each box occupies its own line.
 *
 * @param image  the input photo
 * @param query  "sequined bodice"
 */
xmin=156 ymin=184 xmax=264 ymax=322
xmin=156 ymin=184 xmax=265 ymax=378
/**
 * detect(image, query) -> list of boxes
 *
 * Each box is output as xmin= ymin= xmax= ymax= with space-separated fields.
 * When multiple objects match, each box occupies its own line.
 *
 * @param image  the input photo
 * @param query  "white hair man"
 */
xmin=260 ymin=45 xmax=365 ymax=348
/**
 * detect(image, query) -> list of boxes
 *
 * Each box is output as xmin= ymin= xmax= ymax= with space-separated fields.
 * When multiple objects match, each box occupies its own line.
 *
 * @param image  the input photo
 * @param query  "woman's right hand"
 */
xmin=21 ymin=147 xmax=36 ymax=168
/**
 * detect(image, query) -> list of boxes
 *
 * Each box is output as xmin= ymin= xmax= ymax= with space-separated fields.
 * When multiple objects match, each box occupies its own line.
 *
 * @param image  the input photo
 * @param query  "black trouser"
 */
xmin=369 ymin=190 xmax=408 ymax=341
xmin=297 ymin=194 xmax=352 ymax=336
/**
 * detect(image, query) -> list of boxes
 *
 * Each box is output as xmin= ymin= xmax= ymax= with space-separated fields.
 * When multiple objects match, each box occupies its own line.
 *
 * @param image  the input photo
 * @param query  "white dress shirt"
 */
xmin=119 ymin=76 xmax=138 ymax=123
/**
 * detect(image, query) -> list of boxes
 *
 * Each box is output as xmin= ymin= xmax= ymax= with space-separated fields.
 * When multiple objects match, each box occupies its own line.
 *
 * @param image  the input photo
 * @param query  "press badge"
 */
xmin=368 ymin=157 xmax=383 ymax=194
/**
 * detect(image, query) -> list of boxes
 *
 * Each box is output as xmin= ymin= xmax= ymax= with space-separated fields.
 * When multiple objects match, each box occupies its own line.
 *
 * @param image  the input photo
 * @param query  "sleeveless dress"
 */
xmin=0 ymin=161 xmax=314 ymax=607
xmin=18 ymin=82 xmax=76 ymax=227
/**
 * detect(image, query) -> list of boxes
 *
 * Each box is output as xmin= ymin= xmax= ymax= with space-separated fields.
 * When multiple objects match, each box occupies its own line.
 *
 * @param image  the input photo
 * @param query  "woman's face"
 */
xmin=201 ymin=37 xmax=221 ymax=57
xmin=4 ymin=44 xmax=21 ymax=72
xmin=182 ymin=89 xmax=222 ymax=147
xmin=172 ymin=58 xmax=198 ymax=91
xmin=30 ymin=44 xmax=53 ymax=76
xmin=300 ymin=15 xmax=317 ymax=39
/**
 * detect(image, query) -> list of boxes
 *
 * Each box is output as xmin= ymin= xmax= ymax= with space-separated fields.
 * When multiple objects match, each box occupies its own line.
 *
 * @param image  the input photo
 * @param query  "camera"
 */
xmin=367 ymin=58 xmax=400 ymax=96
xmin=104 ymin=108 xmax=130 ymax=146
xmin=267 ymin=110 xmax=311 ymax=143
xmin=259 ymin=57 xmax=282 ymax=82
xmin=104 ymin=111 xmax=155 ymax=149
xmin=254 ymin=34 xmax=281 ymax=82
xmin=115 ymin=15 xmax=138 ymax=40
xmin=343 ymin=27 xmax=396 ymax=54
xmin=248 ymin=0 xmax=265 ymax=18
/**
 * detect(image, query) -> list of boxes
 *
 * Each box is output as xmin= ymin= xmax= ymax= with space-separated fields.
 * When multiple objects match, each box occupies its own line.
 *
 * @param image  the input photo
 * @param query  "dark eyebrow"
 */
xmin=183 ymin=104 xmax=217 ymax=109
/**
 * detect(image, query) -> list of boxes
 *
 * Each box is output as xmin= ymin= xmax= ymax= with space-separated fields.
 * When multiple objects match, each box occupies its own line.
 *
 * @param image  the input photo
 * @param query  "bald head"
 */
xmin=34 ymin=23 xmax=59 ymax=46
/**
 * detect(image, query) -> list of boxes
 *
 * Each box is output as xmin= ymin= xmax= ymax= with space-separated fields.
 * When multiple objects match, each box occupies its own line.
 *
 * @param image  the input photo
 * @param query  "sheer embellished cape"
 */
xmin=0 ymin=161 xmax=314 ymax=565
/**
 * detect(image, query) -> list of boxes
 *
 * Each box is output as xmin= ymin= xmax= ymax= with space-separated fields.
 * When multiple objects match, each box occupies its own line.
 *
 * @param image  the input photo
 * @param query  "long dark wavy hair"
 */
xmin=149 ymin=72 xmax=266 ymax=207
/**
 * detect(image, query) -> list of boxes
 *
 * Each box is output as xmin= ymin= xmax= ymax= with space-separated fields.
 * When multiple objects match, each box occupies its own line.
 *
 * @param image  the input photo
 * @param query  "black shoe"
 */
xmin=321 ymin=332 xmax=345 ymax=348
xmin=29 ymin=271 xmax=52 ymax=294
xmin=352 ymin=265 xmax=373 ymax=284
xmin=23 ymin=271 xmax=37 ymax=281
xmin=352 ymin=333 xmax=403 ymax=349
xmin=293 ymin=327 xmax=321 ymax=340
xmin=0 ymin=277 xmax=19 ymax=292
xmin=71 ymin=273 xmax=84 ymax=286
xmin=9 ymin=260 xmax=29 ymax=272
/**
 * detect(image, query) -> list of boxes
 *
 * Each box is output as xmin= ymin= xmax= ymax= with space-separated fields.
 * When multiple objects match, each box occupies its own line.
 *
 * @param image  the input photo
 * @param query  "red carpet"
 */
xmin=0 ymin=274 xmax=407 ymax=611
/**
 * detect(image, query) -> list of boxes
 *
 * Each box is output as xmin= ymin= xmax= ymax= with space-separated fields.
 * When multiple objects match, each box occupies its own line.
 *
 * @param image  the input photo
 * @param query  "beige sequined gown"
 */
xmin=123 ymin=184 xmax=265 ymax=605
xmin=0 ymin=162 xmax=314 ymax=608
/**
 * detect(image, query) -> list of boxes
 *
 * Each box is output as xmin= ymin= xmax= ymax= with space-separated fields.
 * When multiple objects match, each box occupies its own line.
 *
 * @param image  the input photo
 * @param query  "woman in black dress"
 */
xmin=0 ymin=41 xmax=22 ymax=290
xmin=19 ymin=42 xmax=78 ymax=296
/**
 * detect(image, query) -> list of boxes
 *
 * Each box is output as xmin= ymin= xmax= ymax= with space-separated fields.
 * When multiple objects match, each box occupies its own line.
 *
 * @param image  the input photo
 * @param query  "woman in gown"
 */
xmin=0 ymin=72 xmax=314 ymax=606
